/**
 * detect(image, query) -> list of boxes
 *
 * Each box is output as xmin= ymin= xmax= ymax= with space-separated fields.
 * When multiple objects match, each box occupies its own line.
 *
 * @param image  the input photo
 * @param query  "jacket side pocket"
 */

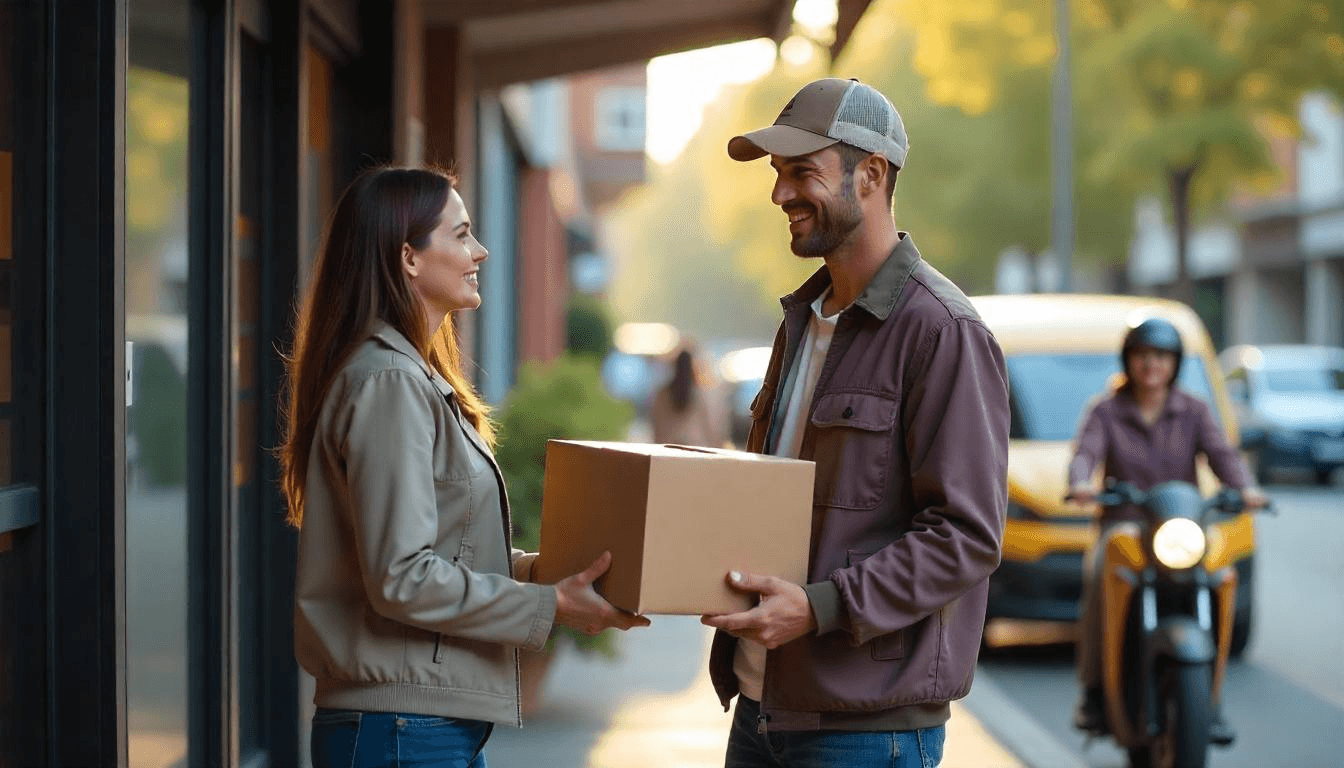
xmin=846 ymin=549 xmax=906 ymax=661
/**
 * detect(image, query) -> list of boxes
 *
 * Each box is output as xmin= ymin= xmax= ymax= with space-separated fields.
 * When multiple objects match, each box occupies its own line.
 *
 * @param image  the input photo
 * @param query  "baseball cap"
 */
xmin=727 ymin=78 xmax=908 ymax=168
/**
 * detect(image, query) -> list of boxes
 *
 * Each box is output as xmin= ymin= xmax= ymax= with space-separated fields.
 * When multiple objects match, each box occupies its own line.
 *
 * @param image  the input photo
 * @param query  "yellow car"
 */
xmin=970 ymin=294 xmax=1258 ymax=656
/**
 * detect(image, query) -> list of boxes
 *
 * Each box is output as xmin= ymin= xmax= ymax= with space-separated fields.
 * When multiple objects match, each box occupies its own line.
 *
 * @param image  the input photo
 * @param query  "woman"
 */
xmin=650 ymin=348 xmax=724 ymax=447
xmin=1067 ymin=317 xmax=1265 ymax=740
xmin=280 ymin=166 xmax=647 ymax=768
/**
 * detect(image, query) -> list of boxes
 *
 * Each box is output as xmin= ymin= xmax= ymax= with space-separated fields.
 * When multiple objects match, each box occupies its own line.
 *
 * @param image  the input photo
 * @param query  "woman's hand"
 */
xmin=1066 ymin=484 xmax=1099 ymax=504
xmin=553 ymin=551 xmax=651 ymax=635
xmin=1242 ymin=487 xmax=1270 ymax=509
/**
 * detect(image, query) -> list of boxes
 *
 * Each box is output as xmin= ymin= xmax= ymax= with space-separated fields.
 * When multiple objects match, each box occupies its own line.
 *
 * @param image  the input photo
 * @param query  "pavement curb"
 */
xmin=962 ymin=670 xmax=1090 ymax=768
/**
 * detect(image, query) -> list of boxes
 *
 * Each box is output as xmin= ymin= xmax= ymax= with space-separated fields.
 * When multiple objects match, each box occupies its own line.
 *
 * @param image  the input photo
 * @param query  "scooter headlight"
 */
xmin=1152 ymin=518 xmax=1207 ymax=569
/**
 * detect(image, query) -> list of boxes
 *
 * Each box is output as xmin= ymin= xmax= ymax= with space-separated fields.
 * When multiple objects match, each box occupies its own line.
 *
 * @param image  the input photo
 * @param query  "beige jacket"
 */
xmin=294 ymin=322 xmax=556 ymax=726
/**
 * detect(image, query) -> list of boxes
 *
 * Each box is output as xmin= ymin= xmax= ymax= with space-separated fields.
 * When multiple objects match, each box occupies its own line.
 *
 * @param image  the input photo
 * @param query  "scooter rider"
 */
xmin=1068 ymin=317 xmax=1268 ymax=744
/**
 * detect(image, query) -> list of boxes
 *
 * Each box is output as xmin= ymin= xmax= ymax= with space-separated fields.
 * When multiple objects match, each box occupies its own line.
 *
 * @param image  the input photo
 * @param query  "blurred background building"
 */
xmin=1127 ymin=93 xmax=1344 ymax=351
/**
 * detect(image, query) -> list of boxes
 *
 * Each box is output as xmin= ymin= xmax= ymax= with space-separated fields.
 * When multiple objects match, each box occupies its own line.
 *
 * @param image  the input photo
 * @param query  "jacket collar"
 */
xmin=369 ymin=320 xmax=457 ymax=399
xmin=779 ymin=233 xmax=922 ymax=322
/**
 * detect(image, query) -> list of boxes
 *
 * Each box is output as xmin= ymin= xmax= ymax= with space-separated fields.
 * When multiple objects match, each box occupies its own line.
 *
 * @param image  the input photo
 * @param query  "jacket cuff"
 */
xmin=512 ymin=551 xmax=539 ymax=583
xmin=804 ymin=580 xmax=844 ymax=636
xmin=522 ymin=584 xmax=558 ymax=652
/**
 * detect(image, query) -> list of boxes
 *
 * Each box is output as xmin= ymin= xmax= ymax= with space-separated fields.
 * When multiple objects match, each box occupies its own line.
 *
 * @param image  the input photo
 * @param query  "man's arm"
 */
xmin=821 ymin=317 xmax=1009 ymax=644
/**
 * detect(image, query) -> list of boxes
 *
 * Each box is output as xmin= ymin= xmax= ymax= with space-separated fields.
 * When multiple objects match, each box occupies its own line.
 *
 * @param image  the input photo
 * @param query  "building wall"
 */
xmin=517 ymin=168 xmax=568 ymax=363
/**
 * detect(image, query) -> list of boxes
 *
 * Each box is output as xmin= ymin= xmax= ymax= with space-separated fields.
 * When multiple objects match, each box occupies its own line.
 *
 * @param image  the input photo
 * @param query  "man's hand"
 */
xmin=554 ymin=551 xmax=651 ymax=635
xmin=700 ymin=570 xmax=816 ymax=649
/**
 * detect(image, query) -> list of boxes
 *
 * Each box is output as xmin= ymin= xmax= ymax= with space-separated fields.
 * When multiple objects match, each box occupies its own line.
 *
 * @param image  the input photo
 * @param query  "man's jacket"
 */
xmin=709 ymin=234 xmax=1010 ymax=730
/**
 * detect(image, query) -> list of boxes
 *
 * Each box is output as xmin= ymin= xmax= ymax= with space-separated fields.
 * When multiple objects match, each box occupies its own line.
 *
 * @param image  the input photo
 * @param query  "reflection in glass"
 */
xmin=125 ymin=52 xmax=190 ymax=768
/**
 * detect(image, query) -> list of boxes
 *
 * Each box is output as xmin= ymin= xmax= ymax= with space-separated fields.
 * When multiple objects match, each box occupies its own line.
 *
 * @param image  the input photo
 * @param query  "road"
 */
xmin=980 ymin=483 xmax=1344 ymax=767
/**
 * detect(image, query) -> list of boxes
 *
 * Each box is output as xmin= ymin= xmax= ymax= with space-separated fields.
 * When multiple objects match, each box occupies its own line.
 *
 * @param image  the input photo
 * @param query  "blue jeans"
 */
xmin=311 ymin=708 xmax=493 ymax=768
xmin=725 ymin=696 xmax=945 ymax=768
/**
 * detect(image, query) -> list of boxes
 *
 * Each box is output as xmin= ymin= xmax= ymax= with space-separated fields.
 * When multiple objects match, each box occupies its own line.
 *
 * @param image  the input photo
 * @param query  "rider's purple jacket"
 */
xmin=708 ymin=234 xmax=1010 ymax=731
xmin=1068 ymin=387 xmax=1252 ymax=522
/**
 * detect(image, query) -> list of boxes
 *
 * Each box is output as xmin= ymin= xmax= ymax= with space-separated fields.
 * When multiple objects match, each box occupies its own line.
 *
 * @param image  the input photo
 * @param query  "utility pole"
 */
xmin=1051 ymin=0 xmax=1075 ymax=292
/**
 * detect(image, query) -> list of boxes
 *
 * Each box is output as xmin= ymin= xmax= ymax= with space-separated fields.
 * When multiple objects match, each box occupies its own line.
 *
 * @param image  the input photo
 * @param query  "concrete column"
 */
xmin=1306 ymin=259 xmax=1344 ymax=346
xmin=393 ymin=0 xmax=425 ymax=165
xmin=1227 ymin=268 xmax=1262 ymax=346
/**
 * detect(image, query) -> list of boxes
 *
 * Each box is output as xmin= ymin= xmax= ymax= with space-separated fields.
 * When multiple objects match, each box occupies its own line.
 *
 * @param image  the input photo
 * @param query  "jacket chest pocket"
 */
xmin=809 ymin=391 xmax=899 ymax=510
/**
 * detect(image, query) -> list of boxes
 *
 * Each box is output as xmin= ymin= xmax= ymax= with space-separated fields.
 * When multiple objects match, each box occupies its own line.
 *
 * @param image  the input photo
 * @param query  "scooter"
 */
xmin=1077 ymin=480 xmax=1272 ymax=768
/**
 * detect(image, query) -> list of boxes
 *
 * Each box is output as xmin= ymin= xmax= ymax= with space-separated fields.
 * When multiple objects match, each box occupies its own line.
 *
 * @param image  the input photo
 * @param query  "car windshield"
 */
xmin=1261 ymin=367 xmax=1344 ymax=393
xmin=1006 ymin=354 xmax=1217 ymax=440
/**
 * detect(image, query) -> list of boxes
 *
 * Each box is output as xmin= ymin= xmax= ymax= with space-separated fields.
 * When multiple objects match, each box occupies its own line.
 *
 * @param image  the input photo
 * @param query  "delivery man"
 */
xmin=700 ymin=78 xmax=1011 ymax=768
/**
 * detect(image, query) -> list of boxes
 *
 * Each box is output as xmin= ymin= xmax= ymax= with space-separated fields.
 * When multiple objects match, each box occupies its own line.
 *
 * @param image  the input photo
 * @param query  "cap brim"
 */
xmin=727 ymin=124 xmax=838 ymax=162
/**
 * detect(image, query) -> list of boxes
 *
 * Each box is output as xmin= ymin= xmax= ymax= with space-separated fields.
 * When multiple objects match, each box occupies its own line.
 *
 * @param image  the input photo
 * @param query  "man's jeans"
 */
xmin=311 ymin=708 xmax=492 ymax=768
xmin=725 ymin=697 xmax=946 ymax=768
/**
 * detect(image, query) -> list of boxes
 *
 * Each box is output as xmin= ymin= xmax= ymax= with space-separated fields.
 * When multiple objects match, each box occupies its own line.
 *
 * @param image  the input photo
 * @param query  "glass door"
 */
xmin=126 ymin=3 xmax=192 ymax=766
xmin=0 ymin=1 xmax=47 ymax=763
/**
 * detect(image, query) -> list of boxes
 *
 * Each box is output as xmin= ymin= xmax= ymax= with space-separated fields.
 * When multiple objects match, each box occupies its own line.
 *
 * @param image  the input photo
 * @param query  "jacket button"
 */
xmin=842 ymin=406 xmax=854 ymax=419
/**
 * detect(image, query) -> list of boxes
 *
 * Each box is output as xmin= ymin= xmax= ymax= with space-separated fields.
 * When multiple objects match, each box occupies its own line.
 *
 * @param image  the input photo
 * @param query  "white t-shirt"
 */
xmin=733 ymin=289 xmax=840 ymax=701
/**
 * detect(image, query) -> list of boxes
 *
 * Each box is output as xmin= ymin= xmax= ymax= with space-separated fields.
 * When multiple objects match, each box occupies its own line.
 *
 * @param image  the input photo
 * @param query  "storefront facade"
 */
xmin=0 ymin=1 xmax=868 ymax=765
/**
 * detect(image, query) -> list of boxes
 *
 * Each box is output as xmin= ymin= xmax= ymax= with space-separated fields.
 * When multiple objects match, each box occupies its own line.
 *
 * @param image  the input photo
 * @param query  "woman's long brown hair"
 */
xmin=279 ymin=166 xmax=494 ymax=528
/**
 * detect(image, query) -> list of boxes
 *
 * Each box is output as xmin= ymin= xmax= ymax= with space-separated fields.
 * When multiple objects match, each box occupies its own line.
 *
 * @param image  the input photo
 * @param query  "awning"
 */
xmin=423 ymin=0 xmax=874 ymax=87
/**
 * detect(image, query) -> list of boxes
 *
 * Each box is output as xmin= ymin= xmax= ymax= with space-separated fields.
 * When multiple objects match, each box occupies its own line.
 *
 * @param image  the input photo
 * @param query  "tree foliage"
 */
xmin=900 ymin=0 xmax=1344 ymax=296
xmin=609 ymin=0 xmax=1145 ymax=333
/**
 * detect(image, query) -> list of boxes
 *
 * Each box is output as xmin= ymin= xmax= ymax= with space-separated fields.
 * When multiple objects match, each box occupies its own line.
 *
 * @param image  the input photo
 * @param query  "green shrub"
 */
xmin=129 ymin=344 xmax=187 ymax=487
xmin=565 ymin=294 xmax=615 ymax=361
xmin=495 ymin=354 xmax=634 ymax=656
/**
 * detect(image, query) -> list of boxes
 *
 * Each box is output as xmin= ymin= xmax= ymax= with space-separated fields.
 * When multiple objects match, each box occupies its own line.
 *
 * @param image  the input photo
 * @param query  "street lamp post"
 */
xmin=1051 ymin=0 xmax=1075 ymax=293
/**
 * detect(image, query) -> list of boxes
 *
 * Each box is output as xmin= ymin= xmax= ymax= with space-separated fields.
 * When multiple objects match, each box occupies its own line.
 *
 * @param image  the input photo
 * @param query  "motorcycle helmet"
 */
xmin=1121 ymin=317 xmax=1183 ymax=383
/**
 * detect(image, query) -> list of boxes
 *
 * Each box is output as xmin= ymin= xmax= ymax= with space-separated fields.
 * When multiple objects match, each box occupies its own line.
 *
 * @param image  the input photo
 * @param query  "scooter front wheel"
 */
xmin=1127 ymin=663 xmax=1212 ymax=768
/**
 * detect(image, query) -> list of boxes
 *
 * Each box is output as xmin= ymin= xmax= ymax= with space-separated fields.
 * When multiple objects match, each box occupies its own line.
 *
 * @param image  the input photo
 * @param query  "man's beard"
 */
xmin=788 ymin=193 xmax=863 ymax=258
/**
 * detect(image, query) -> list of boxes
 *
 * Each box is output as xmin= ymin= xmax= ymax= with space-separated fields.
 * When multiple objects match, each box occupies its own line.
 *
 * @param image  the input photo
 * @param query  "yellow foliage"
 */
xmin=1240 ymin=72 xmax=1271 ymax=100
xmin=1003 ymin=10 xmax=1033 ymax=37
xmin=1174 ymin=69 xmax=1204 ymax=101
xmin=1328 ymin=34 xmax=1344 ymax=59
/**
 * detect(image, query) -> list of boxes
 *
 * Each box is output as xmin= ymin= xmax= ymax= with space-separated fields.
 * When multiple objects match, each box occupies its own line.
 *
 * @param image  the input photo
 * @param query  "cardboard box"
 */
xmin=531 ymin=440 xmax=815 ymax=615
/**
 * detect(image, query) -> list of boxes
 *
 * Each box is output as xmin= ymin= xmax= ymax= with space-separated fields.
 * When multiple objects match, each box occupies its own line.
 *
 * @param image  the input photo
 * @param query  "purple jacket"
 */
xmin=709 ymin=235 xmax=1010 ymax=730
xmin=1069 ymin=387 xmax=1252 ymax=521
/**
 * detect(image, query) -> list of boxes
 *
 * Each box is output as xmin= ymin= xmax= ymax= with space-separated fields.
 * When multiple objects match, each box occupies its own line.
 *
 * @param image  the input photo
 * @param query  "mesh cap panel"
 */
xmin=829 ymin=82 xmax=908 ymax=168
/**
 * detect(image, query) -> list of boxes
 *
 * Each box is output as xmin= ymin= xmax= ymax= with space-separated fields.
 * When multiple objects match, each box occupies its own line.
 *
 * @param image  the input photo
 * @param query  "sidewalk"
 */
xmin=487 ymin=616 xmax=1024 ymax=768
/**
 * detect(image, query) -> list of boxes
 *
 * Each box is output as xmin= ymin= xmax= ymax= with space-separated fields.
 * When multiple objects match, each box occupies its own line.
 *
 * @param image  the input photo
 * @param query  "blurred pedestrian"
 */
xmin=700 ymin=78 xmax=1010 ymax=768
xmin=279 ymin=166 xmax=647 ymax=768
xmin=650 ymin=348 xmax=725 ymax=447
xmin=1067 ymin=317 xmax=1266 ymax=743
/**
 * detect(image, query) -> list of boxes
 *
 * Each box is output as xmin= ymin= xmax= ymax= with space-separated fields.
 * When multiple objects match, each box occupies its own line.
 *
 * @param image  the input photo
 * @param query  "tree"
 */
xmin=898 ymin=0 xmax=1344 ymax=301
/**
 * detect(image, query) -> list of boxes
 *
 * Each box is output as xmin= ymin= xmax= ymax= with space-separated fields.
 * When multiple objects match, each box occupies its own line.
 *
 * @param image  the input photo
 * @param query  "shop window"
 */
xmin=594 ymin=86 xmax=645 ymax=153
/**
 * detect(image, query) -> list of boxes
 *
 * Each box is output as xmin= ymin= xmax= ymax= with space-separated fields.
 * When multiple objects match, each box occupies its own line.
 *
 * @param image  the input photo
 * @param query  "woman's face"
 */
xmin=404 ymin=188 xmax=488 ymax=315
xmin=1126 ymin=346 xmax=1178 ymax=393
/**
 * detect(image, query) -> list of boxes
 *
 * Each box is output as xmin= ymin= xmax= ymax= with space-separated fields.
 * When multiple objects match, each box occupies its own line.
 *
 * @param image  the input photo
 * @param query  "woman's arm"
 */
xmin=1068 ymin=400 xmax=1109 ymax=494
xmin=339 ymin=369 xmax=555 ymax=650
xmin=1194 ymin=399 xmax=1254 ymax=489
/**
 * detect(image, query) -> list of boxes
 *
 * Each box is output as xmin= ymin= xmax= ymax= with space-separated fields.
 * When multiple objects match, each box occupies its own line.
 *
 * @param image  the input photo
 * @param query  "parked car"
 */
xmin=970 ymin=294 xmax=1257 ymax=655
xmin=1219 ymin=344 xmax=1344 ymax=485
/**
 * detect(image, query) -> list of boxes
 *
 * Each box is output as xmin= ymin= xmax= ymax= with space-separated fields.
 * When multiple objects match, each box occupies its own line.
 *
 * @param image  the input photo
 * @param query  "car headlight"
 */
xmin=1152 ymin=518 xmax=1207 ymax=569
